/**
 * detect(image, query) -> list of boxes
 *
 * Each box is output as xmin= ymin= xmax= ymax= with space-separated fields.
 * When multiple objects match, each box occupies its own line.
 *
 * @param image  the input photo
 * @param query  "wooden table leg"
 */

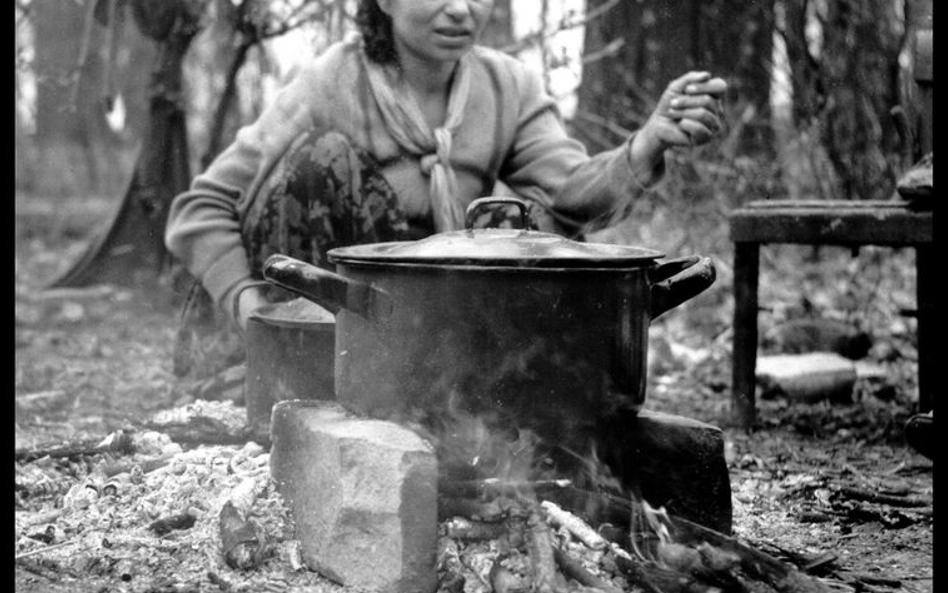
xmin=732 ymin=242 xmax=760 ymax=428
xmin=916 ymin=244 xmax=933 ymax=412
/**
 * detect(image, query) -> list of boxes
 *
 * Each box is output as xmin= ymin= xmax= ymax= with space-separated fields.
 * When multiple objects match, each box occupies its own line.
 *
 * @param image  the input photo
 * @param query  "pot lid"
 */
xmin=248 ymin=297 xmax=335 ymax=328
xmin=328 ymin=228 xmax=664 ymax=268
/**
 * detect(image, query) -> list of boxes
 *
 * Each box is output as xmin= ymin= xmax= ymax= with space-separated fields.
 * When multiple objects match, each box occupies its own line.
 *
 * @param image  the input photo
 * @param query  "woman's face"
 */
xmin=378 ymin=0 xmax=494 ymax=65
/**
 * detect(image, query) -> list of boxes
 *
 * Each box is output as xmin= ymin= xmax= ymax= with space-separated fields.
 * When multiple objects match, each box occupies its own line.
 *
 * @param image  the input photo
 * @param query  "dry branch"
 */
xmin=500 ymin=0 xmax=621 ymax=55
xmin=15 ymin=430 xmax=135 ymax=463
xmin=541 ymin=500 xmax=608 ymax=550
xmin=440 ymin=478 xmax=572 ymax=499
xmin=15 ymin=541 xmax=76 ymax=561
xmin=526 ymin=505 xmax=559 ymax=593
xmin=835 ymin=486 xmax=931 ymax=508
xmin=613 ymin=554 xmax=708 ymax=593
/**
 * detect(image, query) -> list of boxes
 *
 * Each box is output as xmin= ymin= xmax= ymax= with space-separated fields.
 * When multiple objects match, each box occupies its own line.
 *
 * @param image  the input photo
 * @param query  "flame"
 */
xmin=430 ymin=389 xmax=546 ymax=485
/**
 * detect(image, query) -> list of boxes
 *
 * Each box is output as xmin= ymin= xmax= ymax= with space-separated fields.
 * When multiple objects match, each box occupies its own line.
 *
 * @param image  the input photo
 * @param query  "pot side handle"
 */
xmin=649 ymin=256 xmax=716 ymax=321
xmin=263 ymin=254 xmax=379 ymax=317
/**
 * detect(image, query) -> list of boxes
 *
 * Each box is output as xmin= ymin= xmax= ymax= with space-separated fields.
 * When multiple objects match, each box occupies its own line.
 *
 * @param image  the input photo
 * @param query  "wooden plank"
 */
xmin=741 ymin=200 xmax=916 ymax=210
xmin=729 ymin=207 xmax=933 ymax=245
xmin=731 ymin=242 xmax=759 ymax=429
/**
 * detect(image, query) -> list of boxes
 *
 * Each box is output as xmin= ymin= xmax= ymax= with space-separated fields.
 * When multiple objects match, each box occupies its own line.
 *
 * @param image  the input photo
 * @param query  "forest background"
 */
xmin=14 ymin=1 xmax=934 ymax=591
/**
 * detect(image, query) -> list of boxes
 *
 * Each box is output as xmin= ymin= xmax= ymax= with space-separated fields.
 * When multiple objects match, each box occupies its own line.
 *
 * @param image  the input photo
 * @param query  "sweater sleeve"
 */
xmin=164 ymin=61 xmax=322 ymax=318
xmin=499 ymin=67 xmax=665 ymax=234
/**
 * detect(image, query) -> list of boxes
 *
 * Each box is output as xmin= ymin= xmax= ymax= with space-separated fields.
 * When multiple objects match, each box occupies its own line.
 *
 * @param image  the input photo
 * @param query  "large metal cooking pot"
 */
xmin=262 ymin=197 xmax=715 ymax=445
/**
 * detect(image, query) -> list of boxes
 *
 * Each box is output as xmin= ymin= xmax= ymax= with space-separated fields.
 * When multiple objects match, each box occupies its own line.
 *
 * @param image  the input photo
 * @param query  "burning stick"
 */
xmin=541 ymin=500 xmax=608 ymax=550
xmin=552 ymin=547 xmax=624 ymax=593
xmin=443 ymin=517 xmax=508 ymax=541
xmin=614 ymin=554 xmax=713 ymax=593
xmin=440 ymin=478 xmax=572 ymax=499
xmin=525 ymin=505 xmax=560 ymax=593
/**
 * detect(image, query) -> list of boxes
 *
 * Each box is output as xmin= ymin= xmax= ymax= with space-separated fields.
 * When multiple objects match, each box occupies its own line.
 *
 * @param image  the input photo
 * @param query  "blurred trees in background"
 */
xmin=14 ymin=0 xmax=932 ymax=273
xmin=18 ymin=0 xmax=154 ymax=196
xmin=572 ymin=0 xmax=930 ymax=260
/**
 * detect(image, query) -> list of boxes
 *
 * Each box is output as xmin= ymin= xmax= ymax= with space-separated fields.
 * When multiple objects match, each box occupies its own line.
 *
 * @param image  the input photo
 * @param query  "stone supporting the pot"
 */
xmin=270 ymin=400 xmax=438 ymax=593
xmin=599 ymin=408 xmax=733 ymax=534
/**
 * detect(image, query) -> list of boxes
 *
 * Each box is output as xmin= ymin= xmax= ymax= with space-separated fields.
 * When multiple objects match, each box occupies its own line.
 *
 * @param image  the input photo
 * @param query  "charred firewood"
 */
xmin=218 ymin=501 xmax=264 ymax=570
xmin=144 ymin=417 xmax=259 ymax=447
xmin=552 ymin=547 xmax=624 ymax=593
xmin=148 ymin=511 xmax=197 ymax=536
xmin=652 ymin=541 xmax=756 ymax=593
xmin=440 ymin=478 xmax=572 ymax=499
xmin=834 ymin=486 xmax=931 ymax=508
xmin=525 ymin=505 xmax=560 ymax=593
xmin=660 ymin=507 xmax=835 ymax=593
xmin=15 ymin=429 xmax=135 ymax=463
xmin=836 ymin=571 xmax=901 ymax=589
xmin=436 ymin=537 xmax=466 ymax=593
xmin=541 ymin=500 xmax=608 ymax=550
xmin=101 ymin=455 xmax=171 ymax=478
xmin=596 ymin=522 xmax=630 ymax=547
xmin=613 ymin=554 xmax=713 ymax=593
xmin=490 ymin=562 xmax=531 ymax=593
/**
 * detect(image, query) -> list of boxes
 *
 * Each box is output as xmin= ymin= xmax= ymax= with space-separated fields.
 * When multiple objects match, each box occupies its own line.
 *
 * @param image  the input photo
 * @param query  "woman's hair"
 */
xmin=355 ymin=0 xmax=399 ymax=64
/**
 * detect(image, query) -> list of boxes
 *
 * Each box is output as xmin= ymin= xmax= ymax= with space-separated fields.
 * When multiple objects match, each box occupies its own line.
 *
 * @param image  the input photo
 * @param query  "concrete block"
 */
xmin=757 ymin=352 xmax=857 ymax=403
xmin=270 ymin=400 xmax=438 ymax=593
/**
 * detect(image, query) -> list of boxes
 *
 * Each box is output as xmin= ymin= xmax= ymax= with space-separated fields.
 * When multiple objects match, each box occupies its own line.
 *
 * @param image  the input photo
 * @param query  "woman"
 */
xmin=165 ymin=0 xmax=727 ymax=379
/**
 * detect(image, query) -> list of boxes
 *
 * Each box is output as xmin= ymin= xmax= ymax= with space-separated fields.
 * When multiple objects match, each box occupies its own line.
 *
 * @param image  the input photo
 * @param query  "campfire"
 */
xmin=426 ymin=412 xmax=832 ymax=593
xmin=265 ymin=396 xmax=834 ymax=593
xmin=15 ymin=397 xmax=855 ymax=593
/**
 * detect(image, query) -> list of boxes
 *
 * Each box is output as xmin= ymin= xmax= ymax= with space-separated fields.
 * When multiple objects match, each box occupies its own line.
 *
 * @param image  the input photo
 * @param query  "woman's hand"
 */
xmin=629 ymin=71 xmax=728 ymax=182
xmin=235 ymin=285 xmax=268 ymax=332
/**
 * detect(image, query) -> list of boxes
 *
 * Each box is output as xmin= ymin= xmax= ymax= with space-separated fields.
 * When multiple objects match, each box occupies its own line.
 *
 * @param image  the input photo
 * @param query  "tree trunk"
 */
xmin=575 ymin=0 xmax=775 ymax=152
xmin=50 ymin=4 xmax=202 ymax=292
xmin=783 ymin=0 xmax=904 ymax=201
xmin=481 ymin=0 xmax=514 ymax=49
xmin=33 ymin=0 xmax=112 ymax=194
xmin=821 ymin=0 xmax=903 ymax=200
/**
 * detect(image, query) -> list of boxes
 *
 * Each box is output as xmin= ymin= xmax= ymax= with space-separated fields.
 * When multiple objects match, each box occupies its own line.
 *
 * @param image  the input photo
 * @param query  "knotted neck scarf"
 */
xmin=361 ymin=51 xmax=472 ymax=232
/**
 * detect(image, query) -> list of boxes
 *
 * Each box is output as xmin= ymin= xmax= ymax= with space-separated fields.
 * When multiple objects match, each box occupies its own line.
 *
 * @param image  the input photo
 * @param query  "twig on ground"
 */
xmin=15 ymin=541 xmax=75 ymax=561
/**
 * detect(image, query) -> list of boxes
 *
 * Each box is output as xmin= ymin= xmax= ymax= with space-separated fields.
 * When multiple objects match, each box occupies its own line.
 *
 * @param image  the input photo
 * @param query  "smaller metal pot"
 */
xmin=244 ymin=298 xmax=335 ymax=431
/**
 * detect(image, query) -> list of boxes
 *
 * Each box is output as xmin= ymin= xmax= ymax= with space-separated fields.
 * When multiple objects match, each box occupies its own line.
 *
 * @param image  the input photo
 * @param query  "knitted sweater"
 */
xmin=164 ymin=35 xmax=661 ymax=318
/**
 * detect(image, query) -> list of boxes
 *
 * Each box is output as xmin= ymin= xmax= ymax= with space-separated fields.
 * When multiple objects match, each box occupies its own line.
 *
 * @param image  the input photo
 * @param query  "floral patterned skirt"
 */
xmin=172 ymin=131 xmax=415 ymax=381
xmin=172 ymin=130 xmax=539 ymax=384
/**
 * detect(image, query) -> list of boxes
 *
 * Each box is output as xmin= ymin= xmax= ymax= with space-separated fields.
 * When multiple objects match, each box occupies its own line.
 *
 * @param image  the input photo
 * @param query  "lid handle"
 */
xmin=464 ymin=196 xmax=530 ymax=230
